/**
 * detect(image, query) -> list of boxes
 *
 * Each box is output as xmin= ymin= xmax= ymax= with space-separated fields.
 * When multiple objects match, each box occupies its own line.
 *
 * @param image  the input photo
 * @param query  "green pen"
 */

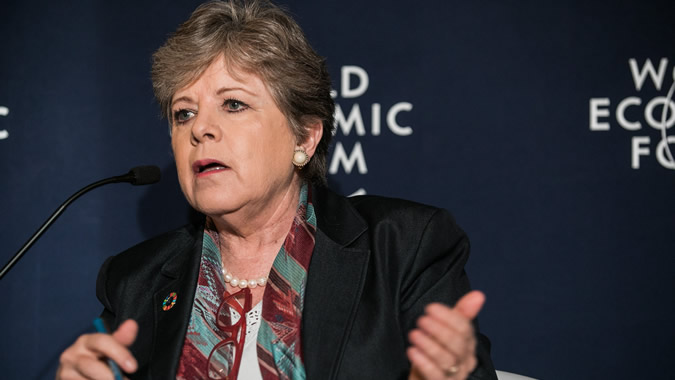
xmin=93 ymin=317 xmax=124 ymax=380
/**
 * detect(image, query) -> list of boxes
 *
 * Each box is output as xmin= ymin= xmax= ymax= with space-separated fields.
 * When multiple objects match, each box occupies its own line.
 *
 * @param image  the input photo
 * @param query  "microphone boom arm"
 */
xmin=0 ymin=166 xmax=160 ymax=280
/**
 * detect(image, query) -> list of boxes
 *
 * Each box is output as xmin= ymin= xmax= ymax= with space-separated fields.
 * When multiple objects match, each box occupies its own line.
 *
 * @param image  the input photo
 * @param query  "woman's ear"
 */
xmin=298 ymin=118 xmax=324 ymax=157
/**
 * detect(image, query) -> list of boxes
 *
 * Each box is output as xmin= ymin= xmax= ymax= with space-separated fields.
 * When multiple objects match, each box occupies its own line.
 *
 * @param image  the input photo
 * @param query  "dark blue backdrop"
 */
xmin=1 ymin=1 xmax=674 ymax=379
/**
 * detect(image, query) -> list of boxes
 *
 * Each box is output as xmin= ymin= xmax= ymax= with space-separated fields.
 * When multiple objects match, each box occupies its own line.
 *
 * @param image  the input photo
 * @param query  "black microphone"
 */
xmin=110 ymin=165 xmax=161 ymax=185
xmin=0 ymin=165 xmax=161 ymax=280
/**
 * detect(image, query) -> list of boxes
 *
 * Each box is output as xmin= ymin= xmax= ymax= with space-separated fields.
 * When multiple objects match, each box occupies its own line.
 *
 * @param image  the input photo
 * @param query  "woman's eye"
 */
xmin=223 ymin=99 xmax=248 ymax=112
xmin=173 ymin=109 xmax=194 ymax=123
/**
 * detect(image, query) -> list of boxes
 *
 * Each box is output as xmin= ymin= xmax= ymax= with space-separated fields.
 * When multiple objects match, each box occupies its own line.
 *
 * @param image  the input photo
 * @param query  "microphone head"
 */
xmin=129 ymin=165 xmax=161 ymax=185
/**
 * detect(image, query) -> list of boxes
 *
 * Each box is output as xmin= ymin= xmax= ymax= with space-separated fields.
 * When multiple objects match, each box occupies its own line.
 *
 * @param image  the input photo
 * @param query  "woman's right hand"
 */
xmin=56 ymin=319 xmax=138 ymax=380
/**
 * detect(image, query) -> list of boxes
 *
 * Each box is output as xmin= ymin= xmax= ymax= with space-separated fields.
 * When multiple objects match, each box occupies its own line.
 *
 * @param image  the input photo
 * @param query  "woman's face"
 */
xmin=170 ymin=55 xmax=299 ymax=219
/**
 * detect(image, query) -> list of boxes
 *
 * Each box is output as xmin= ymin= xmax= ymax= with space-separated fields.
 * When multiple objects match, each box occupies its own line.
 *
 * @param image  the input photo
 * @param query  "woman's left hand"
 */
xmin=407 ymin=290 xmax=485 ymax=380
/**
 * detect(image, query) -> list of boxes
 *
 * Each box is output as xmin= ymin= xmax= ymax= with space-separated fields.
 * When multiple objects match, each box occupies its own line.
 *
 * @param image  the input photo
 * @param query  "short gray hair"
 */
xmin=152 ymin=0 xmax=335 ymax=184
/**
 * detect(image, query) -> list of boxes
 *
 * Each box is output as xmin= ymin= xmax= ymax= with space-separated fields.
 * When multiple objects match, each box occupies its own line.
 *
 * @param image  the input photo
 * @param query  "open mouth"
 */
xmin=193 ymin=160 xmax=228 ymax=174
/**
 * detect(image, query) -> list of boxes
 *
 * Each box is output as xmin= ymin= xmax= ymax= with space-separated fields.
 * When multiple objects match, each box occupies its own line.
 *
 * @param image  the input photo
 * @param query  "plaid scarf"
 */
xmin=176 ymin=184 xmax=315 ymax=380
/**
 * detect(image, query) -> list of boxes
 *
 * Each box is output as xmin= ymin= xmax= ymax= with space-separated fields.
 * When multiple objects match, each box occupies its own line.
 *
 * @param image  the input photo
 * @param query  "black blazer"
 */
xmin=97 ymin=186 xmax=497 ymax=379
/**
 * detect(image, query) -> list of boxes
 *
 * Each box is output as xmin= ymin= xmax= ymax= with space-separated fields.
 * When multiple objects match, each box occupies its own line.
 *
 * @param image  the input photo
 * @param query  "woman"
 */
xmin=57 ymin=1 xmax=497 ymax=379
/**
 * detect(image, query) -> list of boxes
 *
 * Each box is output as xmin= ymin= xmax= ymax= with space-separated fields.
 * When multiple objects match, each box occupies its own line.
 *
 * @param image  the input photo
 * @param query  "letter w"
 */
xmin=629 ymin=58 xmax=668 ymax=91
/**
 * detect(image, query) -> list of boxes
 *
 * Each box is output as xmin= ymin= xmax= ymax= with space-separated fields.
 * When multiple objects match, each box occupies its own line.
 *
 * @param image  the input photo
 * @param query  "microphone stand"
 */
xmin=0 ymin=166 xmax=160 ymax=280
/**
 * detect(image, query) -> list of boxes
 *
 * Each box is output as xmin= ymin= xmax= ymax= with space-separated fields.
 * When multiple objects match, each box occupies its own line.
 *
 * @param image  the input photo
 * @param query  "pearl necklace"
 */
xmin=212 ymin=225 xmax=269 ymax=289
xmin=221 ymin=267 xmax=268 ymax=289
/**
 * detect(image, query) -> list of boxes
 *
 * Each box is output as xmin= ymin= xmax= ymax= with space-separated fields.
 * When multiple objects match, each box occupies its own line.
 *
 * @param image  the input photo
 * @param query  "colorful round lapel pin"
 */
xmin=162 ymin=292 xmax=178 ymax=311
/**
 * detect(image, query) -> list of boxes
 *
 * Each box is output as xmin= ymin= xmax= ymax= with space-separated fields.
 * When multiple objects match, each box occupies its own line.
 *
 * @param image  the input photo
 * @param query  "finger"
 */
xmin=57 ymin=367 xmax=90 ymax=380
xmin=76 ymin=357 xmax=117 ymax=380
xmin=424 ymin=290 xmax=485 ymax=331
xmin=109 ymin=319 xmax=139 ymax=373
xmin=422 ymin=305 xmax=474 ymax=338
xmin=57 ymin=329 xmax=137 ymax=380
xmin=83 ymin=333 xmax=137 ymax=373
xmin=409 ymin=328 xmax=458 ymax=371
xmin=454 ymin=290 xmax=485 ymax=320
xmin=112 ymin=319 xmax=138 ymax=347
xmin=407 ymin=346 xmax=452 ymax=380
xmin=416 ymin=315 xmax=476 ymax=361
xmin=464 ymin=354 xmax=479 ymax=374
xmin=57 ymin=355 xmax=117 ymax=380
xmin=56 ymin=364 xmax=90 ymax=380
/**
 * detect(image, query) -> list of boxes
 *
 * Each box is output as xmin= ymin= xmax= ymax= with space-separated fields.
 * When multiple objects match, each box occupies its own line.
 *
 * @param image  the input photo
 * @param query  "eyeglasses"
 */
xmin=207 ymin=287 xmax=252 ymax=380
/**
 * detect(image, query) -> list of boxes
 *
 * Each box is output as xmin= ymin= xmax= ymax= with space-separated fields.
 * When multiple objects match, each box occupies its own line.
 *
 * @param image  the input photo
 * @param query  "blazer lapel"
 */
xmin=148 ymin=226 xmax=203 ymax=379
xmin=303 ymin=186 xmax=370 ymax=380
xmin=138 ymin=188 xmax=369 ymax=379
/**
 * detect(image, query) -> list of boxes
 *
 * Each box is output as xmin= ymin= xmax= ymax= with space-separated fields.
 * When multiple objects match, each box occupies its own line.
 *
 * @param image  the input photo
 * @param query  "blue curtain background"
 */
xmin=1 ymin=1 xmax=674 ymax=379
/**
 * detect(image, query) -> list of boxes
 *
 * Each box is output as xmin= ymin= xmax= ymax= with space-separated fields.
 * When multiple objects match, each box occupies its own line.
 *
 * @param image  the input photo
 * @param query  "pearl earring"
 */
xmin=292 ymin=149 xmax=310 ymax=168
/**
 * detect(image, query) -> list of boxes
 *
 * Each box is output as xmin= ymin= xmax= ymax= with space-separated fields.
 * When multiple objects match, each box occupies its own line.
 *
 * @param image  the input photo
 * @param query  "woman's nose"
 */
xmin=190 ymin=111 xmax=222 ymax=144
